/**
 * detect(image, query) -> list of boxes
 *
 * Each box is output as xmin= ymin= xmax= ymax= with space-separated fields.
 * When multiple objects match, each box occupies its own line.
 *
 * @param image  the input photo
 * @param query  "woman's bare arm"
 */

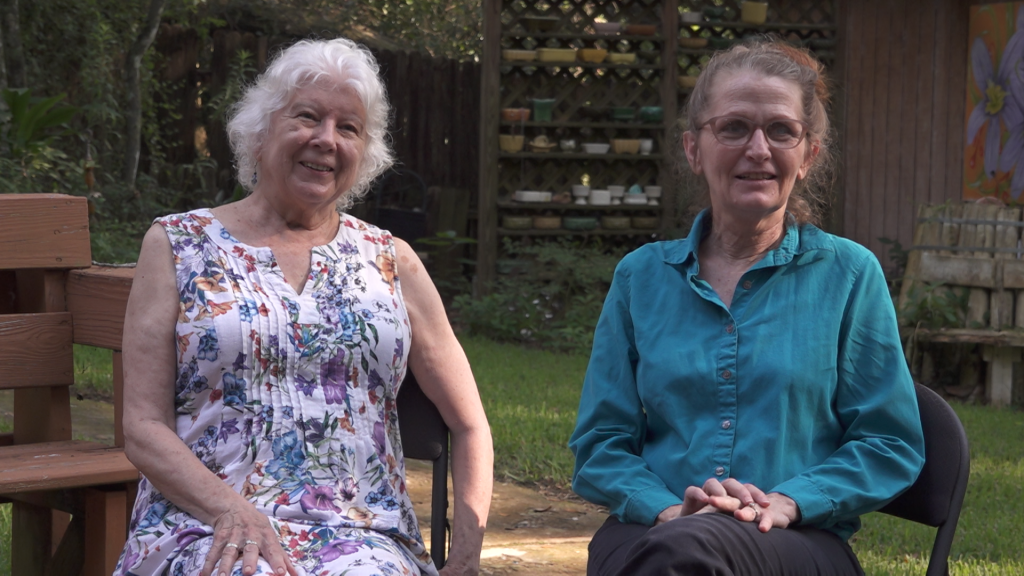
xmin=395 ymin=239 xmax=493 ymax=575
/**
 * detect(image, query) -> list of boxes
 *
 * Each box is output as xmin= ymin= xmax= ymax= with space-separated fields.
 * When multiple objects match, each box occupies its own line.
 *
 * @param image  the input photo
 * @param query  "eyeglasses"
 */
xmin=697 ymin=116 xmax=810 ymax=149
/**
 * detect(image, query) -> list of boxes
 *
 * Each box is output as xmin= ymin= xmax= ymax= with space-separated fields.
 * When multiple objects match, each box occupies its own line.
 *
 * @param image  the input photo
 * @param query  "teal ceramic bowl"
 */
xmin=639 ymin=106 xmax=663 ymax=123
xmin=563 ymin=216 xmax=598 ymax=231
xmin=610 ymin=106 xmax=636 ymax=121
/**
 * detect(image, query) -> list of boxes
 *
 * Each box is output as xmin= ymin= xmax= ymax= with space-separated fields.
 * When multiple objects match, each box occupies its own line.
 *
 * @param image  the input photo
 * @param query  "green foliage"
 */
xmin=0 ymin=89 xmax=78 ymax=158
xmin=899 ymin=282 xmax=969 ymax=329
xmin=878 ymin=236 xmax=909 ymax=297
xmin=453 ymin=239 xmax=623 ymax=355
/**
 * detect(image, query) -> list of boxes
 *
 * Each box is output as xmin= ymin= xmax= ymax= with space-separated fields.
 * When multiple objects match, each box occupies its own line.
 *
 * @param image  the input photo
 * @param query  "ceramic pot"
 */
xmin=499 ymin=134 xmax=525 ymax=153
xmin=740 ymin=2 xmax=768 ymax=25
xmin=639 ymin=139 xmax=654 ymax=155
xmin=532 ymin=98 xmax=555 ymax=122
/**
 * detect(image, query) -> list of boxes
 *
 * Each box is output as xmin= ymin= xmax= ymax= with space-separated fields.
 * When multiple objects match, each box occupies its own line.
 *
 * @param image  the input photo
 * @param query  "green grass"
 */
xmin=462 ymin=334 xmax=587 ymax=484
xmin=2 ymin=336 xmax=1022 ymax=575
xmin=72 ymin=344 xmax=115 ymax=399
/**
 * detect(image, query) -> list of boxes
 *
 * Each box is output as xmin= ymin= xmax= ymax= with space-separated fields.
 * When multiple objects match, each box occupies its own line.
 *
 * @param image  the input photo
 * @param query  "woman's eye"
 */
xmin=719 ymin=119 xmax=750 ymax=135
xmin=767 ymin=122 xmax=798 ymax=139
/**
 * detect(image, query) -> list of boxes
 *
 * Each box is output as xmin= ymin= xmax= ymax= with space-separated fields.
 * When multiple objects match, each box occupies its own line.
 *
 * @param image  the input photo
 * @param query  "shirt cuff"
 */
xmin=771 ymin=477 xmax=832 ymax=526
xmin=624 ymin=486 xmax=684 ymax=526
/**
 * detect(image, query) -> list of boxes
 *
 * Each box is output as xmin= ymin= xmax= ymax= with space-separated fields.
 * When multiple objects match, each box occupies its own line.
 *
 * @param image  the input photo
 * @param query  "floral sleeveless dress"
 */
xmin=115 ymin=209 xmax=437 ymax=576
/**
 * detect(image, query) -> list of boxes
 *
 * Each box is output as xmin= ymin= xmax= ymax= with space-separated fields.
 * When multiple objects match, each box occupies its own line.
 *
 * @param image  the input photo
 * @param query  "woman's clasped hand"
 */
xmin=657 ymin=479 xmax=800 ymax=533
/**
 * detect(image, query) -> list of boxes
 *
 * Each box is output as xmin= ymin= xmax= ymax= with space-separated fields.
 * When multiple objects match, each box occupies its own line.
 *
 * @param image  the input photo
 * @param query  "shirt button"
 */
xmin=742 ymin=280 xmax=753 ymax=290
xmin=715 ymin=466 xmax=725 ymax=476
xmin=722 ymin=420 xmax=732 ymax=430
xmin=721 ymin=369 xmax=732 ymax=379
xmin=725 ymin=324 xmax=735 ymax=334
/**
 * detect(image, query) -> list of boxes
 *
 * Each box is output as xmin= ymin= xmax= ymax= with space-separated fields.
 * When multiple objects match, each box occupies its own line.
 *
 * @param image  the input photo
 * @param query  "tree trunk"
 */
xmin=0 ymin=11 xmax=7 ymax=92
xmin=0 ymin=0 xmax=25 ymax=88
xmin=121 ymin=0 xmax=166 ymax=186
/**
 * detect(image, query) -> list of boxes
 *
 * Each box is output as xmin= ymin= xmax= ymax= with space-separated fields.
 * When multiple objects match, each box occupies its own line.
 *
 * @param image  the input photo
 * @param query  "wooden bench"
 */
xmin=899 ymin=202 xmax=1024 ymax=406
xmin=0 ymin=194 xmax=138 ymax=576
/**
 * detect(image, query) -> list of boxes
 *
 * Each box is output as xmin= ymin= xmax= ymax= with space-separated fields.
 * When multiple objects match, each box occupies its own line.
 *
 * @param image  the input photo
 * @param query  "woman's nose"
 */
xmin=310 ymin=121 xmax=338 ymax=149
xmin=745 ymin=128 xmax=771 ymax=160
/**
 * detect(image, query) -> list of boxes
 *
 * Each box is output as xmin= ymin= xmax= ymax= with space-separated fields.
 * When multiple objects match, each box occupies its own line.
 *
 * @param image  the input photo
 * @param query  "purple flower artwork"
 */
xmin=965 ymin=3 xmax=1024 ymax=200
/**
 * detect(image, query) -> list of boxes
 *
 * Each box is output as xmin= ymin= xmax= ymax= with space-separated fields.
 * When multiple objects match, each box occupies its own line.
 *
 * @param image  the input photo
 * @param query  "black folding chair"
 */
xmin=879 ymin=383 xmax=970 ymax=576
xmin=397 ymin=371 xmax=450 ymax=568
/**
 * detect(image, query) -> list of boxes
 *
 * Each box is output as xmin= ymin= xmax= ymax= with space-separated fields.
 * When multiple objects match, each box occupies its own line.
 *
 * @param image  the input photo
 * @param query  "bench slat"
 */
xmin=67 ymin=267 xmax=134 ymax=350
xmin=0 ymin=312 xmax=73 ymax=388
xmin=0 ymin=441 xmax=137 ymax=493
xmin=0 ymin=194 xmax=91 ymax=270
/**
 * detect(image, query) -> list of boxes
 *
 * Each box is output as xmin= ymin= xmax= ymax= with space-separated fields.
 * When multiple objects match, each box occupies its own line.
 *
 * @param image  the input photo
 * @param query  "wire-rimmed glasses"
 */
xmin=697 ymin=116 xmax=810 ymax=149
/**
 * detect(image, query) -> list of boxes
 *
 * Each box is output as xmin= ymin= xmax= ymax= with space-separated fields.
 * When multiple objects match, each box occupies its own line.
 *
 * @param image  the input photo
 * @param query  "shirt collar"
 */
xmin=661 ymin=208 xmax=831 ymax=268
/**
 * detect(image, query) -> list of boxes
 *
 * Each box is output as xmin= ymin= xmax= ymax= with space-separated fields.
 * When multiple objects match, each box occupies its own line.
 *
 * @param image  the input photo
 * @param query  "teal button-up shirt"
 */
xmin=569 ymin=210 xmax=925 ymax=540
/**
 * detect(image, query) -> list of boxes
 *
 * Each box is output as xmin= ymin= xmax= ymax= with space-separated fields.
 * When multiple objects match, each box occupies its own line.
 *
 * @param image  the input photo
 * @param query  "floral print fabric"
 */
xmin=116 ymin=209 xmax=436 ymax=576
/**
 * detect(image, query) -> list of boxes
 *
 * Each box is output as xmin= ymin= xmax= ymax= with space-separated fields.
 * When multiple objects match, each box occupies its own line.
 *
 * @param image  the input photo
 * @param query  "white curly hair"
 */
xmin=226 ymin=38 xmax=395 ymax=210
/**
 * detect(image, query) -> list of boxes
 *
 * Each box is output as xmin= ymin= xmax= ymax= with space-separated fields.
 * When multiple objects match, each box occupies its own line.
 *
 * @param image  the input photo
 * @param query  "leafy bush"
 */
xmin=453 ymin=239 xmax=624 ymax=355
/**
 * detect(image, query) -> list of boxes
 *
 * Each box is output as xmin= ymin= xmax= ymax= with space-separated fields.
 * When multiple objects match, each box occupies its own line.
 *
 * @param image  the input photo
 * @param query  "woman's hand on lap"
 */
xmin=201 ymin=503 xmax=298 ymax=576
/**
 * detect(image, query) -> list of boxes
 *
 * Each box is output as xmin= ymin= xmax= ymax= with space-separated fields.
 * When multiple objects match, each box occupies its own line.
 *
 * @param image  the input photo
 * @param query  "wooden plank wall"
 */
xmin=838 ymin=0 xmax=973 ymax=269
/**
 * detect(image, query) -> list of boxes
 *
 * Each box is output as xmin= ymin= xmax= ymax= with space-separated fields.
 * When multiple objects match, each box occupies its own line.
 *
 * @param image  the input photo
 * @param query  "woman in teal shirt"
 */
xmin=570 ymin=40 xmax=925 ymax=575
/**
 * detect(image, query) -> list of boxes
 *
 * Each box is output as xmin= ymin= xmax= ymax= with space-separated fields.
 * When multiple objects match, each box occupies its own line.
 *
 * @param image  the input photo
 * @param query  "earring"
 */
xmin=251 ymin=162 xmax=259 ymax=187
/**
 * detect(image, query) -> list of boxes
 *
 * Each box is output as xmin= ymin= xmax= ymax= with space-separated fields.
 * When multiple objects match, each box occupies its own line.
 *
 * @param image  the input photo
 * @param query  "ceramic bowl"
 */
xmin=578 ymin=48 xmax=609 ymax=63
xmin=609 ymin=106 xmax=636 ymax=121
xmin=537 ymin=48 xmax=577 ymax=63
xmin=607 ymin=185 xmax=626 ymax=197
xmin=563 ymin=216 xmax=599 ymax=231
xmin=502 ymin=215 xmax=533 ymax=229
xmin=559 ymin=139 xmax=576 ymax=151
xmin=521 ymin=16 xmax=560 ymax=32
xmin=639 ymin=106 xmax=663 ymax=123
xmin=678 ymin=76 xmax=699 ymax=89
xmin=631 ymin=216 xmax=659 ymax=229
xmin=502 ymin=49 xmax=537 ymax=62
xmin=702 ymin=6 xmax=726 ymax=20
xmin=680 ymin=11 xmax=704 ymax=24
xmin=501 ymin=108 xmax=531 ymax=122
xmin=533 ymin=215 xmax=562 ymax=229
xmin=678 ymin=37 xmax=709 ymax=49
xmin=644 ymin=185 xmax=663 ymax=198
xmin=513 ymin=190 xmax=550 ymax=202
xmin=593 ymin=22 xmax=621 ymax=34
xmin=625 ymin=24 xmax=657 ymax=36
xmin=623 ymin=194 xmax=649 ymax=205
xmin=740 ymin=1 xmax=769 ymax=25
xmin=589 ymin=189 xmax=611 ymax=205
xmin=606 ymin=52 xmax=638 ymax=64
xmin=499 ymin=134 xmax=525 ymax=153
xmin=612 ymin=139 xmax=641 ymax=154
xmin=572 ymin=184 xmax=590 ymax=197
xmin=528 ymin=139 xmax=557 ymax=153
xmin=583 ymin=143 xmax=610 ymax=154
xmin=708 ymin=37 xmax=734 ymax=50
xmin=601 ymin=216 xmax=632 ymax=230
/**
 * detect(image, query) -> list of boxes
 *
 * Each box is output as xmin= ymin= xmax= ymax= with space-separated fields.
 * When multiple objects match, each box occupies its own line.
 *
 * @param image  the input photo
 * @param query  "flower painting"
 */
xmin=965 ymin=3 xmax=1024 ymax=201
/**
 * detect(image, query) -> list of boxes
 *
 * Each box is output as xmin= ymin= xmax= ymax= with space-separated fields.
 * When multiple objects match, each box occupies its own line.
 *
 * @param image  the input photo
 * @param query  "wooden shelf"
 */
xmin=498 ymin=201 xmax=661 ymax=211
xmin=681 ymin=21 xmax=836 ymax=31
xmin=498 ymin=152 xmax=665 ymax=160
xmin=502 ymin=32 xmax=667 ymax=41
xmin=501 ymin=60 xmax=663 ymax=70
xmin=499 ymin=227 xmax=661 ymax=236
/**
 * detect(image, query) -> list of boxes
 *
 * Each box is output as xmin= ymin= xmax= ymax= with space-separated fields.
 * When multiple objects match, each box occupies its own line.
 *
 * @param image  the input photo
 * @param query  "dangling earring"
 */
xmin=251 ymin=162 xmax=259 ymax=187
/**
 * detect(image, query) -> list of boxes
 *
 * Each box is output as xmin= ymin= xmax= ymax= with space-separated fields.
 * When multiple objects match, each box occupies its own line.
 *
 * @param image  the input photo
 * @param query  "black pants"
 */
xmin=588 ymin=514 xmax=864 ymax=576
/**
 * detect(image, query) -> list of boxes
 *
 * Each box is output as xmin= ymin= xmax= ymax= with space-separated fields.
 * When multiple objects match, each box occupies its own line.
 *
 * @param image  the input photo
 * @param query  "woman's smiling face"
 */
xmin=257 ymin=82 xmax=367 ymax=209
xmin=683 ymin=70 xmax=818 ymax=223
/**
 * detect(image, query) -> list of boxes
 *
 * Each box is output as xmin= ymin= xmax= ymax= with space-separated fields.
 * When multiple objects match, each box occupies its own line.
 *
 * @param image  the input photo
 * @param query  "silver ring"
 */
xmin=244 ymin=539 xmax=259 ymax=548
xmin=747 ymin=502 xmax=761 ymax=522
xmin=224 ymin=542 xmax=239 ymax=550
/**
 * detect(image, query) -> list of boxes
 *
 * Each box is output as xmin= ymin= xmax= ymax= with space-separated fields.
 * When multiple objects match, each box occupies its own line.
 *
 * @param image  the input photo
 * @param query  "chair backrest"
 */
xmin=396 ymin=371 xmax=449 ymax=568
xmin=879 ymin=383 xmax=970 ymax=576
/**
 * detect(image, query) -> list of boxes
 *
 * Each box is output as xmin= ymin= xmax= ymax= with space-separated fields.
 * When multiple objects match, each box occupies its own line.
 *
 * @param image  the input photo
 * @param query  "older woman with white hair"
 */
xmin=116 ymin=38 xmax=492 ymax=576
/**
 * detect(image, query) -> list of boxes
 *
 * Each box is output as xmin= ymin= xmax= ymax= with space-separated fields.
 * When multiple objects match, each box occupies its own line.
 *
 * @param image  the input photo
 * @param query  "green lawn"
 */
xmin=1 ymin=337 xmax=1022 ymax=575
